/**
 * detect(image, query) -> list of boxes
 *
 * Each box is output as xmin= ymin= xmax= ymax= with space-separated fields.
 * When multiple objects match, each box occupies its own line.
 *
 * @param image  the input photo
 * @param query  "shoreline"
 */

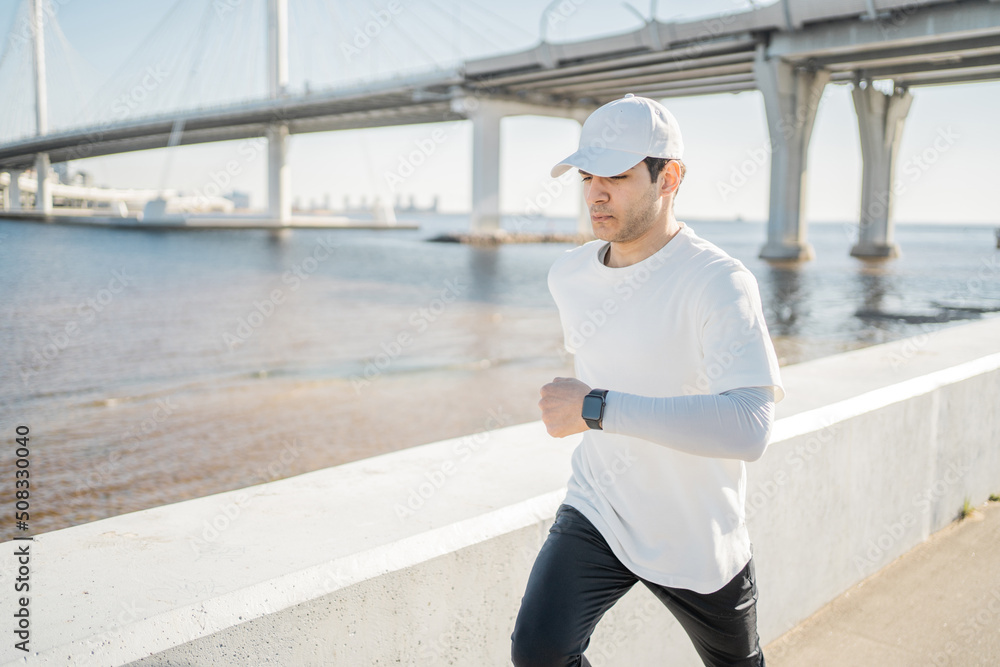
xmin=0 ymin=210 xmax=418 ymax=230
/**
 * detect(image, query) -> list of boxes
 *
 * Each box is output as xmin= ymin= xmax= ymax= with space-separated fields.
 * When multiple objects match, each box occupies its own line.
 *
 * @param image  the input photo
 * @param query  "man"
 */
xmin=510 ymin=94 xmax=784 ymax=667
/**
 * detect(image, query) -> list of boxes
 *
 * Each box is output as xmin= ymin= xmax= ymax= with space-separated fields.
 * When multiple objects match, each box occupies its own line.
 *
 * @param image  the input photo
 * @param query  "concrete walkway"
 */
xmin=764 ymin=499 xmax=1000 ymax=666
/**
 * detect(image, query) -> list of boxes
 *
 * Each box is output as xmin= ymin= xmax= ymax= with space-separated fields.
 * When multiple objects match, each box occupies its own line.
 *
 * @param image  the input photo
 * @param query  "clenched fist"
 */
xmin=539 ymin=377 xmax=592 ymax=438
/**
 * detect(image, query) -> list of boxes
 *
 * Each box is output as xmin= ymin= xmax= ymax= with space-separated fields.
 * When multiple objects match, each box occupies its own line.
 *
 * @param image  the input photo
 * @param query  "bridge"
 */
xmin=1 ymin=0 xmax=999 ymax=259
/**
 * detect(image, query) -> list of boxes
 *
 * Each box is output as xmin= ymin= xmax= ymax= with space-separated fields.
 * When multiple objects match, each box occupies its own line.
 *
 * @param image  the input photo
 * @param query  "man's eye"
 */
xmin=581 ymin=176 xmax=591 ymax=182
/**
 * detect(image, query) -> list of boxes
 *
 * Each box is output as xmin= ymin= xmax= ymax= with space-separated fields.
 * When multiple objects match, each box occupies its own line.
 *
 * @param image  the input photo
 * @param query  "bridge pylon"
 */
xmin=32 ymin=0 xmax=52 ymax=214
xmin=266 ymin=0 xmax=289 ymax=225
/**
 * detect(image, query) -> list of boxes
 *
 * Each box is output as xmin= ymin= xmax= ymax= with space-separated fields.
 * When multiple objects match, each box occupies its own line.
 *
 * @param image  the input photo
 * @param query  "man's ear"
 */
xmin=659 ymin=161 xmax=682 ymax=196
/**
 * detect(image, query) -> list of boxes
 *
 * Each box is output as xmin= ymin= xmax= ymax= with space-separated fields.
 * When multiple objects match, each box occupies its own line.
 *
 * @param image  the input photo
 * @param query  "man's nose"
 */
xmin=584 ymin=178 xmax=609 ymax=206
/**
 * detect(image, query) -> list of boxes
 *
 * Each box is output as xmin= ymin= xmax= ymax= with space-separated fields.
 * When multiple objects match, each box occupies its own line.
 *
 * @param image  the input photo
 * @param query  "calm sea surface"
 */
xmin=2 ymin=215 xmax=998 ymax=533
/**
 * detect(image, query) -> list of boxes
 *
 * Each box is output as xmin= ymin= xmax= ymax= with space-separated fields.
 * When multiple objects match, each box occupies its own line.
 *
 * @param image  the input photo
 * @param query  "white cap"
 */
xmin=551 ymin=93 xmax=684 ymax=178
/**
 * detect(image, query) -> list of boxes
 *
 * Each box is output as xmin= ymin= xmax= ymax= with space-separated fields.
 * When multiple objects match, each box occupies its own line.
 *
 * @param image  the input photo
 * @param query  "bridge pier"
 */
xmin=35 ymin=153 xmax=52 ymax=214
xmin=850 ymin=81 xmax=911 ymax=259
xmin=267 ymin=124 xmax=290 ymax=225
xmin=754 ymin=46 xmax=828 ymax=262
xmin=8 ymin=170 xmax=23 ymax=210
xmin=569 ymin=111 xmax=598 ymax=238
xmin=459 ymin=96 xmax=593 ymax=235
xmin=469 ymin=100 xmax=503 ymax=233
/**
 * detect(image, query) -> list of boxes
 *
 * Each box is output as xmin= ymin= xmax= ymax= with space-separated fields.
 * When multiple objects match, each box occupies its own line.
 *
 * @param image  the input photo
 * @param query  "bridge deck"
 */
xmin=1 ymin=0 xmax=998 ymax=171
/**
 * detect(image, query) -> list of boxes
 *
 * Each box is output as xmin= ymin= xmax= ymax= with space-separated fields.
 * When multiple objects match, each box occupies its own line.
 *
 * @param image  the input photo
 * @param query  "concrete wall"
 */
xmin=3 ymin=318 xmax=999 ymax=667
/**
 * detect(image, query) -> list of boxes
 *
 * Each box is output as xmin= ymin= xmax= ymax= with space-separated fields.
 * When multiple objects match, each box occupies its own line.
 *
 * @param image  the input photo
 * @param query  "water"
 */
xmin=1 ymin=215 xmax=998 ymax=533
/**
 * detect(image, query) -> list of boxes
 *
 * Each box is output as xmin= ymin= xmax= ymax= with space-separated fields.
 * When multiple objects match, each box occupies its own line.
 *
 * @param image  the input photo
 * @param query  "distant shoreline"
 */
xmin=0 ymin=210 xmax=418 ymax=231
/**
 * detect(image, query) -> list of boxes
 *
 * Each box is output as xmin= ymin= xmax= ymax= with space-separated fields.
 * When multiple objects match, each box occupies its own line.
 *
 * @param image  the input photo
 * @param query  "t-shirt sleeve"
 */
xmin=602 ymin=386 xmax=775 ymax=461
xmin=695 ymin=264 xmax=784 ymax=402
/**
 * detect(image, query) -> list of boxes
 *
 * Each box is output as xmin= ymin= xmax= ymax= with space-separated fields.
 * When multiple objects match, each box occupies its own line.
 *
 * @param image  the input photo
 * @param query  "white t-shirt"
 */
xmin=548 ymin=223 xmax=784 ymax=593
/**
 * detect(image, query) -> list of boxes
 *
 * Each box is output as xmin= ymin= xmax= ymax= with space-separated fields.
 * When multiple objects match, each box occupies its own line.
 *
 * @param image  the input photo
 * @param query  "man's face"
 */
xmin=580 ymin=163 xmax=664 ymax=244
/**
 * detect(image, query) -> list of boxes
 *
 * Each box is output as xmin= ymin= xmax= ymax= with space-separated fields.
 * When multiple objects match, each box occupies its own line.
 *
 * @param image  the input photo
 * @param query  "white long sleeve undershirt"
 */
xmin=601 ymin=386 xmax=775 ymax=462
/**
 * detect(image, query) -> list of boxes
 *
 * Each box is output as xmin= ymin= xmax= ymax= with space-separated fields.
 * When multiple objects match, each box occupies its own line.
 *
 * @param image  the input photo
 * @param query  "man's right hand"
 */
xmin=539 ymin=377 xmax=592 ymax=438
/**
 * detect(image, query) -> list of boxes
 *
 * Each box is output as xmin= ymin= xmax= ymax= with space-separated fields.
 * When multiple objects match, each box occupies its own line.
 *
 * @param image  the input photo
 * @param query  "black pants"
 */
xmin=511 ymin=505 xmax=764 ymax=667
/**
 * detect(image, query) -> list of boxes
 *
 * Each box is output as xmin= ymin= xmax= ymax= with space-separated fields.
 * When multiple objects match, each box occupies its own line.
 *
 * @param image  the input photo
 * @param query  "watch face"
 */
xmin=581 ymin=394 xmax=604 ymax=421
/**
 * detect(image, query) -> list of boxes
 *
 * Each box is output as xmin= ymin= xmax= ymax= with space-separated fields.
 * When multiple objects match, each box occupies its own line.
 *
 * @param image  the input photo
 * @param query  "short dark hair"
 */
xmin=643 ymin=157 xmax=686 ymax=195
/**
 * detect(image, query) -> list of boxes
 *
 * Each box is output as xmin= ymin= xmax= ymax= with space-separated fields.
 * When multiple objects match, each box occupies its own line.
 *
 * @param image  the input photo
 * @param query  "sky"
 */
xmin=1 ymin=0 xmax=998 ymax=223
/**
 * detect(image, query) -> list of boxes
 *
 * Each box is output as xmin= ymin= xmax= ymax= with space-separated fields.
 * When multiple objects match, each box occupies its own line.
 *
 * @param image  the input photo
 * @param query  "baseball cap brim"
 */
xmin=550 ymin=148 xmax=647 ymax=179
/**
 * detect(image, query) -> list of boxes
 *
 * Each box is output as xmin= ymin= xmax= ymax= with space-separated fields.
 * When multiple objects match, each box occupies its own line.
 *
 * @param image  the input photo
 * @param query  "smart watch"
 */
xmin=581 ymin=389 xmax=609 ymax=430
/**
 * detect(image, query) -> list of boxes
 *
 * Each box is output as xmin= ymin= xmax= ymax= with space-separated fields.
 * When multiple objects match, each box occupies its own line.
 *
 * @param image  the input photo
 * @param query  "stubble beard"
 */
xmin=593 ymin=182 xmax=661 ymax=244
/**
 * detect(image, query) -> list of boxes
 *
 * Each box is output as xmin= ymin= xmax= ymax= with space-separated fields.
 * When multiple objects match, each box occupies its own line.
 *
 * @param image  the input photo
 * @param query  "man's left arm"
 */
xmin=539 ymin=264 xmax=782 ymax=461
xmin=539 ymin=379 xmax=774 ymax=462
